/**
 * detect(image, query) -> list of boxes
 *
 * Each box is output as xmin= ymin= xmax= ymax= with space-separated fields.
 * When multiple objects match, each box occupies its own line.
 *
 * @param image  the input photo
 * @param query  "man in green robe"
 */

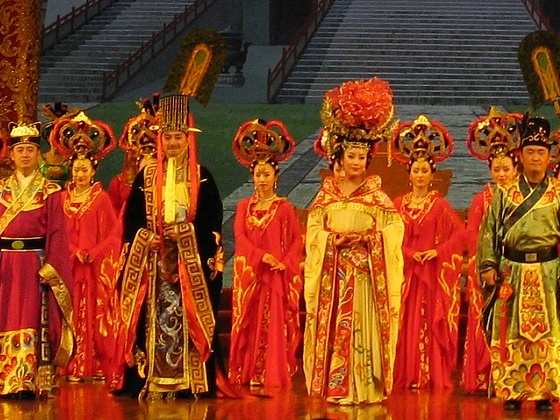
xmin=478 ymin=114 xmax=560 ymax=411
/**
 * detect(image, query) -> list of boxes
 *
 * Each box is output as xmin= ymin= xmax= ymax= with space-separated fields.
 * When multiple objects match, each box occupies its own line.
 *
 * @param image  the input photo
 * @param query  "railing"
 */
xmin=101 ymin=0 xmax=215 ymax=101
xmin=42 ymin=0 xmax=118 ymax=52
xmin=521 ymin=0 xmax=556 ymax=33
xmin=266 ymin=0 xmax=334 ymax=104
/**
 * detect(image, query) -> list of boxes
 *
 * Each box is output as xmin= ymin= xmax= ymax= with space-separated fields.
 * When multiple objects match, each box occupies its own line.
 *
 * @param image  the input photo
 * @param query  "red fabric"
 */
xmin=0 ymin=185 xmax=73 ymax=369
xmin=461 ymin=185 xmax=493 ymax=392
xmin=393 ymin=191 xmax=465 ymax=389
xmin=107 ymin=175 xmax=132 ymax=215
xmin=229 ymin=196 xmax=303 ymax=387
xmin=62 ymin=182 xmax=117 ymax=378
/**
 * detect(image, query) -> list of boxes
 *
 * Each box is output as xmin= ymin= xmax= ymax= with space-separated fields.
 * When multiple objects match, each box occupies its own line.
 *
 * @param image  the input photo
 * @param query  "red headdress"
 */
xmin=467 ymin=107 xmax=523 ymax=163
xmin=232 ymin=118 xmax=295 ymax=169
xmin=391 ymin=114 xmax=454 ymax=169
xmin=119 ymin=93 xmax=160 ymax=160
xmin=49 ymin=111 xmax=117 ymax=163
xmin=314 ymin=78 xmax=398 ymax=162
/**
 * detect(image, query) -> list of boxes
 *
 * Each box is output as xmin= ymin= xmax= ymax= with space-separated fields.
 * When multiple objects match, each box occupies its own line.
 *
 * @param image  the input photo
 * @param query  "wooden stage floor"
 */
xmin=3 ymin=367 xmax=560 ymax=420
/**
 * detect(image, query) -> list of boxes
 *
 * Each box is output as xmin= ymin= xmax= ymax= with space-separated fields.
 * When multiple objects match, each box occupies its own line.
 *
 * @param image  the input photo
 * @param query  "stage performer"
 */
xmin=116 ymin=93 xmax=225 ymax=399
xmin=229 ymin=118 xmax=303 ymax=388
xmin=461 ymin=107 xmax=521 ymax=393
xmin=392 ymin=115 xmax=464 ymax=390
xmin=49 ymin=111 xmax=118 ymax=382
xmin=0 ymin=122 xmax=74 ymax=398
xmin=478 ymin=114 xmax=560 ymax=412
xmin=303 ymin=78 xmax=404 ymax=404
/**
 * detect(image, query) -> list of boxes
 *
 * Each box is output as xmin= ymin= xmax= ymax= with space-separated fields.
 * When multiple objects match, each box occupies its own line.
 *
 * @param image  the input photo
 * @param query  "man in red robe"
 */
xmin=0 ymin=122 xmax=74 ymax=398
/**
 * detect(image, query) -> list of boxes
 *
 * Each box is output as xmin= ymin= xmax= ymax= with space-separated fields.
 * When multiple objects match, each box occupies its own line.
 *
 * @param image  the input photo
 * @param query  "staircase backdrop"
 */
xmin=39 ymin=0 xmax=194 ymax=103
xmin=277 ymin=0 xmax=537 ymax=105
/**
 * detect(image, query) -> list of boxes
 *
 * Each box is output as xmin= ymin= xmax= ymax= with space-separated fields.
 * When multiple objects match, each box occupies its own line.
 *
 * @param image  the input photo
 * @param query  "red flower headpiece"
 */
xmin=317 ymin=78 xmax=397 ymax=161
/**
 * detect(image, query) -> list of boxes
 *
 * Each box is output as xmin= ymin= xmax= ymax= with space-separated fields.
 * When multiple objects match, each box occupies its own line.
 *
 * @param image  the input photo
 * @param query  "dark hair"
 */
xmin=406 ymin=156 xmax=435 ymax=173
xmin=70 ymin=152 xmax=99 ymax=170
xmin=487 ymin=150 xmax=519 ymax=169
xmin=250 ymin=157 xmax=279 ymax=175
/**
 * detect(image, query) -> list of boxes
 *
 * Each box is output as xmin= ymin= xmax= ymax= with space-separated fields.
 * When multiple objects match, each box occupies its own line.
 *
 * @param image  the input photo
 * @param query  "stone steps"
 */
xmin=39 ymin=0 xmax=194 ymax=103
xmin=277 ymin=0 xmax=537 ymax=105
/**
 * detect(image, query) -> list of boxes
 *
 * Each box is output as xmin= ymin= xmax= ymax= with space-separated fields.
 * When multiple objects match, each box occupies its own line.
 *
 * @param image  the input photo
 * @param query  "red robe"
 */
xmin=107 ymin=174 xmax=132 ymax=215
xmin=393 ymin=190 xmax=465 ymax=389
xmin=62 ymin=182 xmax=117 ymax=379
xmin=229 ymin=195 xmax=303 ymax=387
xmin=461 ymin=184 xmax=493 ymax=392
xmin=0 ymin=172 xmax=74 ymax=395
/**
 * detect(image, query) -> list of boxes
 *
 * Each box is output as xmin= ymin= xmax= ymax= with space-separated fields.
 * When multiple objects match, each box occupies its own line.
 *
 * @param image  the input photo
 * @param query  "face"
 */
xmin=489 ymin=156 xmax=517 ymax=186
xmin=252 ymin=162 xmax=278 ymax=196
xmin=71 ymin=158 xmax=96 ymax=188
xmin=520 ymin=145 xmax=550 ymax=178
xmin=162 ymin=130 xmax=188 ymax=158
xmin=10 ymin=143 xmax=40 ymax=175
xmin=332 ymin=160 xmax=346 ymax=184
xmin=341 ymin=147 xmax=368 ymax=179
xmin=409 ymin=160 xmax=433 ymax=189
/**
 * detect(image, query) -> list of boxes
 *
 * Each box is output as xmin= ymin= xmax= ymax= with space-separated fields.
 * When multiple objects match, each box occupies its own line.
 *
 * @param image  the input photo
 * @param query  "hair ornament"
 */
xmin=232 ymin=118 xmax=295 ymax=168
xmin=467 ymin=107 xmax=523 ymax=161
xmin=391 ymin=114 xmax=454 ymax=167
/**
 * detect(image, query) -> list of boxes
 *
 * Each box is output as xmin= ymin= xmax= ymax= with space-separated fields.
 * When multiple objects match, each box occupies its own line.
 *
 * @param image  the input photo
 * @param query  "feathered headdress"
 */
xmin=232 ymin=118 xmax=295 ymax=168
xmin=467 ymin=107 xmax=523 ymax=162
xmin=315 ymin=78 xmax=398 ymax=161
xmin=391 ymin=114 xmax=454 ymax=169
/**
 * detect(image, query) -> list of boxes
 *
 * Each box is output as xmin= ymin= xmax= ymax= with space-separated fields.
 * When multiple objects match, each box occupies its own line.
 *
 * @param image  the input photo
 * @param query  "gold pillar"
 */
xmin=0 ymin=0 xmax=43 ymax=133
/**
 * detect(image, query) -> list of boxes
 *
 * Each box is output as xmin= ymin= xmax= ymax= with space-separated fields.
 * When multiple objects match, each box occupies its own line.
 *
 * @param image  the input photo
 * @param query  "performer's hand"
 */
xmin=346 ymin=233 xmax=363 ymax=247
xmin=262 ymin=253 xmax=285 ymax=270
xmin=163 ymin=224 xmax=178 ymax=242
xmin=412 ymin=251 xmax=424 ymax=262
xmin=76 ymin=250 xmax=92 ymax=264
xmin=149 ymin=235 xmax=162 ymax=252
xmin=420 ymin=249 xmax=438 ymax=263
xmin=481 ymin=268 xmax=498 ymax=287
xmin=334 ymin=233 xmax=350 ymax=247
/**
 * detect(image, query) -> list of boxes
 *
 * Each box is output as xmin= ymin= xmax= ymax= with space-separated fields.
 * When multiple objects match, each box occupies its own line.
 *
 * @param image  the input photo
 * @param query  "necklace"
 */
xmin=410 ymin=194 xmax=428 ymax=205
xmin=73 ymin=186 xmax=92 ymax=197
xmin=259 ymin=194 xmax=277 ymax=202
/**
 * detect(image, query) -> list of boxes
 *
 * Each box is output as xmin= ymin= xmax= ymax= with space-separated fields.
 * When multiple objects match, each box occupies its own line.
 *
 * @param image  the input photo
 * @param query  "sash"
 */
xmin=0 ymin=174 xmax=44 ymax=236
xmin=503 ymin=176 xmax=548 ymax=235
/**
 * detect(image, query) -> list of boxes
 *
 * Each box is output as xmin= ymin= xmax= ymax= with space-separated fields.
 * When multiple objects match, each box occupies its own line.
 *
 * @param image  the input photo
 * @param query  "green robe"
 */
xmin=478 ymin=174 xmax=560 ymax=401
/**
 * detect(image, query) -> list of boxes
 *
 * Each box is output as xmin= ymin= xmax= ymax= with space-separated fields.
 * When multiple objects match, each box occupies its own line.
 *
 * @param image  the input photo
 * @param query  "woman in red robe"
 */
xmin=461 ymin=109 xmax=521 ymax=393
xmin=392 ymin=115 xmax=465 ymax=389
xmin=229 ymin=119 xmax=303 ymax=388
xmin=62 ymin=153 xmax=117 ymax=381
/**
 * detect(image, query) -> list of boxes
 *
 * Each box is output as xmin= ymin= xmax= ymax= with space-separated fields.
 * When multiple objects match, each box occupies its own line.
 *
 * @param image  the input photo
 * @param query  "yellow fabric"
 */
xmin=164 ymin=157 xmax=176 ymax=223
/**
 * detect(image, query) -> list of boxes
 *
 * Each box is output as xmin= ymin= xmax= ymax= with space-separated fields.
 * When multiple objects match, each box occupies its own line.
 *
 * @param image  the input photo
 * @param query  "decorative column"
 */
xmin=0 ymin=0 xmax=43 ymax=133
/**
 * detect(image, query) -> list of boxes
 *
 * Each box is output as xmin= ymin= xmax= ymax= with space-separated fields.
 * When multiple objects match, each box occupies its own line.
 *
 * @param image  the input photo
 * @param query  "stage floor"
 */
xmin=1 ymin=367 xmax=558 ymax=420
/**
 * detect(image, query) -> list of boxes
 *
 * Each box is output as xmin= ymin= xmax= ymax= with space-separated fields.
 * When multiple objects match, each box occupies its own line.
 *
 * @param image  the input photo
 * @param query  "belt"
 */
xmin=0 ymin=237 xmax=46 ymax=251
xmin=503 ymin=246 xmax=558 ymax=263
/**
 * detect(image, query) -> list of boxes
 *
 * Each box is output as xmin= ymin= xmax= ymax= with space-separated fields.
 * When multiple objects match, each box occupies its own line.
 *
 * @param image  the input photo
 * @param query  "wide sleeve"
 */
xmin=88 ymin=192 xmax=118 ymax=261
xmin=466 ymin=192 xmax=485 ymax=256
xmin=123 ymin=170 xmax=147 ymax=244
xmin=303 ymin=206 xmax=330 ymax=316
xmin=233 ymin=199 xmax=266 ymax=266
xmin=477 ymin=188 xmax=504 ymax=272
